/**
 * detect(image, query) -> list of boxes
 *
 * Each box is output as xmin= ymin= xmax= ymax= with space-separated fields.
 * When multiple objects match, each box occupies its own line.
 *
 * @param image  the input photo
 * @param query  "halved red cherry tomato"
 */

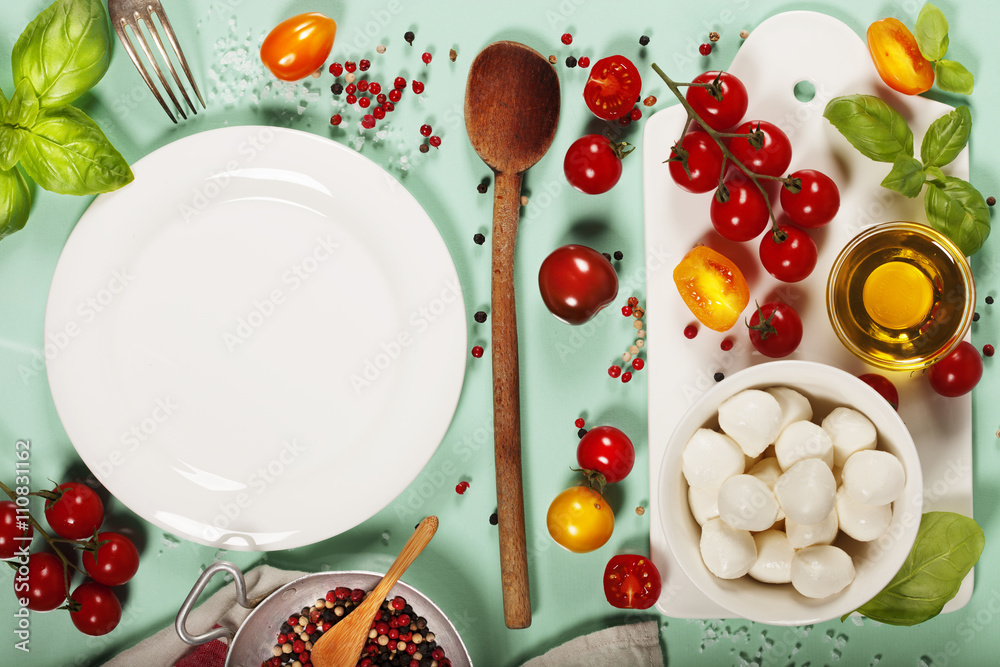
xmin=686 ymin=71 xmax=748 ymax=132
xmin=547 ymin=486 xmax=614 ymax=553
xmin=673 ymin=246 xmax=750 ymax=332
xmin=858 ymin=373 xmax=899 ymax=410
xmin=583 ymin=55 xmax=642 ymax=121
xmin=577 ymin=426 xmax=635 ymax=485
xmin=261 ymin=13 xmax=337 ymax=81
xmin=867 ymin=18 xmax=934 ymax=95
xmin=668 ymin=131 xmax=724 ymax=194
xmin=728 ymin=120 xmax=792 ymax=178
xmin=603 ymin=554 xmax=662 ymax=609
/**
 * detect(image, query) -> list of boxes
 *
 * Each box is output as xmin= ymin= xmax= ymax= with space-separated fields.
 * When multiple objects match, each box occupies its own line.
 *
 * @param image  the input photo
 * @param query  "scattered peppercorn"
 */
xmin=613 ymin=250 xmax=624 ymax=260
xmin=984 ymin=344 xmax=995 ymax=357
xmin=628 ymin=297 xmax=638 ymax=307
xmin=404 ymin=31 xmax=415 ymax=45
xmin=419 ymin=143 xmax=430 ymax=153
xmin=331 ymin=82 xmax=343 ymax=95
xmin=721 ymin=338 xmax=733 ymax=351
xmin=608 ymin=365 xmax=622 ymax=378
xmin=639 ymin=35 xmax=650 ymax=46
xmin=359 ymin=59 xmax=371 ymax=71
xmin=412 ymin=80 xmax=425 ymax=94
xmin=330 ymin=114 xmax=342 ymax=126
xmin=988 ymin=296 xmax=995 ymax=305
xmin=471 ymin=345 xmax=484 ymax=358
xmin=376 ymin=44 xmax=386 ymax=54
xmin=684 ymin=324 xmax=698 ymax=339
xmin=520 ymin=195 xmax=529 ymax=206
xmin=622 ymin=306 xmax=633 ymax=317
xmin=473 ymin=233 xmax=486 ymax=245
xmin=489 ymin=512 xmax=498 ymax=525
xmin=361 ymin=114 xmax=375 ymax=129
xmin=699 ymin=43 xmax=712 ymax=56
xmin=621 ymin=372 xmax=633 ymax=383
xmin=561 ymin=33 xmax=573 ymax=45
xmin=455 ymin=481 xmax=470 ymax=494
xmin=709 ymin=31 xmax=720 ymax=42
xmin=632 ymin=306 xmax=644 ymax=319
xmin=474 ymin=311 xmax=487 ymax=323
xmin=714 ymin=372 xmax=724 ymax=382
xmin=344 ymin=61 xmax=356 ymax=73
xmin=477 ymin=183 xmax=488 ymax=194
xmin=974 ymin=312 xmax=981 ymax=322
xmin=422 ymin=52 xmax=432 ymax=64
xmin=548 ymin=55 xmax=557 ymax=64
xmin=575 ymin=418 xmax=585 ymax=428
xmin=577 ymin=428 xmax=587 ymax=439
xmin=740 ymin=29 xmax=750 ymax=39
xmin=643 ymin=95 xmax=657 ymax=107
xmin=602 ymin=252 xmax=612 ymax=261
xmin=566 ymin=55 xmax=577 ymax=68
xmin=450 ymin=48 xmax=457 ymax=61
xmin=632 ymin=358 xmax=644 ymax=371
xmin=429 ymin=135 xmax=442 ymax=148
xmin=345 ymin=71 xmax=356 ymax=84
xmin=988 ymin=196 xmax=996 ymax=206
xmin=578 ymin=56 xmax=590 ymax=68
xmin=636 ymin=506 xmax=645 ymax=516
xmin=329 ymin=62 xmax=343 ymax=76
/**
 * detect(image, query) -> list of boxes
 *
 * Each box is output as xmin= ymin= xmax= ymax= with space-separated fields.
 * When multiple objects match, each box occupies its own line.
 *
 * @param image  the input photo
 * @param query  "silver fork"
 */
xmin=108 ymin=0 xmax=206 ymax=123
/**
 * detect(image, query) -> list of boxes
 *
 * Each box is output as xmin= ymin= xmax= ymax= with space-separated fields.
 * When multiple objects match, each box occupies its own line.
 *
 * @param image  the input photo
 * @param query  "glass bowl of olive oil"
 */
xmin=827 ymin=221 xmax=975 ymax=371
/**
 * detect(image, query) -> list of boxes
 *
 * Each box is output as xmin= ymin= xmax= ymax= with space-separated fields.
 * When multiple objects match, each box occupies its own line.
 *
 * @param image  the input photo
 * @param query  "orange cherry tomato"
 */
xmin=867 ymin=18 xmax=934 ymax=95
xmin=260 ymin=13 xmax=337 ymax=81
xmin=672 ymin=246 xmax=749 ymax=332
xmin=547 ymin=486 xmax=615 ymax=553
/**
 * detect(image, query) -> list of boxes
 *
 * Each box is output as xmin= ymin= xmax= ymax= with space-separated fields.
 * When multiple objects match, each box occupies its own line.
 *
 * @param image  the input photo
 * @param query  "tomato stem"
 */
xmin=651 ymin=63 xmax=779 ymax=229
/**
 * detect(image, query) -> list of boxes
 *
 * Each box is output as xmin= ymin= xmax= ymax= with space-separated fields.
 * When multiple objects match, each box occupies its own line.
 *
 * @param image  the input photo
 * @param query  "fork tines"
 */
xmin=109 ymin=0 xmax=206 ymax=123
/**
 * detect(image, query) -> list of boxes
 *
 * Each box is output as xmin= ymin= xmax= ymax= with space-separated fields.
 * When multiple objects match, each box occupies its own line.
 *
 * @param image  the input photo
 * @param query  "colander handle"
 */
xmin=175 ymin=561 xmax=252 ymax=645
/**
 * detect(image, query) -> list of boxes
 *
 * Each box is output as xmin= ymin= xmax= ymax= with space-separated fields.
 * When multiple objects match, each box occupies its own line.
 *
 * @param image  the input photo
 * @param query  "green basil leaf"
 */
xmin=915 ymin=3 xmax=949 ymax=62
xmin=921 ymin=106 xmax=971 ymax=169
xmin=881 ymin=156 xmax=926 ymax=198
xmin=935 ymin=60 xmax=974 ymax=95
xmin=3 ymin=79 xmax=40 ymax=129
xmin=925 ymin=177 xmax=991 ymax=256
xmin=11 ymin=0 xmax=111 ymax=108
xmin=0 ymin=86 xmax=8 ymax=115
xmin=0 ymin=167 xmax=31 ymax=241
xmin=854 ymin=512 xmax=984 ymax=626
xmin=18 ymin=105 xmax=133 ymax=196
xmin=0 ymin=127 xmax=28 ymax=172
xmin=823 ymin=94 xmax=913 ymax=163
xmin=923 ymin=165 xmax=946 ymax=184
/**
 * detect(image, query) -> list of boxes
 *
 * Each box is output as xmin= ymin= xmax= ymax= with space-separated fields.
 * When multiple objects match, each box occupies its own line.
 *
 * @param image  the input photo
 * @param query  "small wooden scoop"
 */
xmin=464 ymin=41 xmax=560 ymax=630
xmin=310 ymin=517 xmax=438 ymax=667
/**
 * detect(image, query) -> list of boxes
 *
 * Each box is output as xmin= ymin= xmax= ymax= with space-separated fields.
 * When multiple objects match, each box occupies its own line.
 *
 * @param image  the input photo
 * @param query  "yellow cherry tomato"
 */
xmin=867 ymin=18 xmax=934 ymax=95
xmin=546 ymin=486 xmax=615 ymax=553
xmin=672 ymin=246 xmax=749 ymax=332
xmin=260 ymin=13 xmax=337 ymax=82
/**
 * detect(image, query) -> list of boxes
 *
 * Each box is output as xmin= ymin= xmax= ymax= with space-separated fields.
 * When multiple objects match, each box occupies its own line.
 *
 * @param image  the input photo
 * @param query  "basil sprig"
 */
xmin=0 ymin=0 xmax=133 ymax=241
xmin=914 ymin=3 xmax=974 ymax=95
xmin=824 ymin=94 xmax=989 ymax=256
xmin=849 ymin=512 xmax=984 ymax=626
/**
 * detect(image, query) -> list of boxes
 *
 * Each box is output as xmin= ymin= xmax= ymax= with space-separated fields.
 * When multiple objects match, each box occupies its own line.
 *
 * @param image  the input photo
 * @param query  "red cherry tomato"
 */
xmin=538 ymin=245 xmax=619 ymax=325
xmin=564 ymin=135 xmax=626 ymax=195
xmin=710 ymin=178 xmax=770 ymax=242
xmin=858 ymin=373 xmax=899 ymax=410
xmin=0 ymin=501 xmax=33 ymax=559
xmin=261 ymin=13 xmax=337 ymax=81
xmin=603 ymin=554 xmax=662 ymax=609
xmin=21 ymin=552 xmax=68 ymax=611
xmin=780 ymin=169 xmax=841 ymax=228
xmin=69 ymin=582 xmax=122 ymax=636
xmin=668 ymin=131 xmax=724 ymax=194
xmin=577 ymin=426 xmax=635 ymax=485
xmin=82 ymin=532 xmax=140 ymax=587
xmin=928 ymin=341 xmax=982 ymax=397
xmin=583 ymin=55 xmax=642 ymax=121
xmin=759 ymin=226 xmax=817 ymax=283
xmin=747 ymin=302 xmax=803 ymax=358
xmin=867 ymin=18 xmax=935 ymax=95
xmin=686 ymin=71 xmax=749 ymax=132
xmin=728 ymin=120 xmax=792 ymax=178
xmin=44 ymin=482 xmax=104 ymax=540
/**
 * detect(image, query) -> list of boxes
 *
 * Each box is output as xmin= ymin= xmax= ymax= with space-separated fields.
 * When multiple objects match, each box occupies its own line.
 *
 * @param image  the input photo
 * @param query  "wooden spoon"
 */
xmin=310 ymin=517 xmax=438 ymax=667
xmin=464 ymin=41 xmax=560 ymax=630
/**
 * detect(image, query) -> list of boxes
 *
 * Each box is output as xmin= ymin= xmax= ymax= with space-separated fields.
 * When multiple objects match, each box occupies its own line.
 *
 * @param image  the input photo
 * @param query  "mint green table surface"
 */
xmin=2 ymin=1 xmax=999 ymax=665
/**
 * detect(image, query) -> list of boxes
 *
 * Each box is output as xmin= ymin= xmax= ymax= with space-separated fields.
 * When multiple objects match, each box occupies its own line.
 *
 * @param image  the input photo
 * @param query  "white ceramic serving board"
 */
xmin=643 ymin=11 xmax=974 ymax=618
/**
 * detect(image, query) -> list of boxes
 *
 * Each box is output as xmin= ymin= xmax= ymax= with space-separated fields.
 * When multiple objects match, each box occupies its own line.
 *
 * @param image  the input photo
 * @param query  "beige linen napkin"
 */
xmin=521 ymin=620 xmax=663 ymax=667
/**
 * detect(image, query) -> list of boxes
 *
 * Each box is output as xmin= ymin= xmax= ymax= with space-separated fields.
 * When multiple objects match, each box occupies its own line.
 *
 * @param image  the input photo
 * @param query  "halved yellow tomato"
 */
xmin=867 ymin=18 xmax=934 ymax=95
xmin=260 ymin=13 xmax=337 ymax=82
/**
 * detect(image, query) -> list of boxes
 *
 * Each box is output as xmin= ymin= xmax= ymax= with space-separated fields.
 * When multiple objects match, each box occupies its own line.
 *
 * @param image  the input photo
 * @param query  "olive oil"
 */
xmin=827 ymin=222 xmax=974 ymax=370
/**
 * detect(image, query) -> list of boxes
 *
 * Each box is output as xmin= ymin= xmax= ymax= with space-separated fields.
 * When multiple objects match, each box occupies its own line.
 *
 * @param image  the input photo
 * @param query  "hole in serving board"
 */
xmin=793 ymin=80 xmax=816 ymax=103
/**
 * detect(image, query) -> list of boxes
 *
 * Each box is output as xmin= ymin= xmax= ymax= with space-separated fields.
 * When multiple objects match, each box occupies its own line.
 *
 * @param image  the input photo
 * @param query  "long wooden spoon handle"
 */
xmin=368 ymin=516 xmax=438 ymax=604
xmin=491 ymin=170 xmax=531 ymax=629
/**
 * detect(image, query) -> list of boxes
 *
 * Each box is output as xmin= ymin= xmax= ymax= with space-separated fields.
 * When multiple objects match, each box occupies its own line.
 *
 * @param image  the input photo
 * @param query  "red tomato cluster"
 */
xmin=3 ymin=482 xmax=139 ymax=636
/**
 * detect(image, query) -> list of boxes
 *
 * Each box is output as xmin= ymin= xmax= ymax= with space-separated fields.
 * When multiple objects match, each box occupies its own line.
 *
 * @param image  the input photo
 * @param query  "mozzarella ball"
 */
xmin=699 ymin=518 xmax=757 ymax=579
xmin=688 ymin=486 xmax=720 ymax=526
xmin=791 ymin=545 xmax=856 ymax=599
xmin=718 ymin=475 xmax=779 ymax=531
xmin=748 ymin=456 xmax=785 ymax=521
xmin=774 ymin=459 xmax=836 ymax=525
xmin=765 ymin=386 xmax=813 ymax=432
xmin=749 ymin=529 xmax=795 ymax=584
xmin=836 ymin=486 xmax=892 ymax=542
xmin=774 ymin=420 xmax=834 ymax=470
xmin=823 ymin=407 xmax=877 ymax=467
xmin=718 ymin=389 xmax=783 ymax=458
xmin=785 ymin=509 xmax=839 ymax=549
xmin=682 ymin=429 xmax=745 ymax=488
xmin=842 ymin=450 xmax=905 ymax=506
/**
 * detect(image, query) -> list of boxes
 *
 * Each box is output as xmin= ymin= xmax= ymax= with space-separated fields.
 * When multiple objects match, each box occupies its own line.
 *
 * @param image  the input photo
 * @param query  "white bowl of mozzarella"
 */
xmin=659 ymin=360 xmax=922 ymax=625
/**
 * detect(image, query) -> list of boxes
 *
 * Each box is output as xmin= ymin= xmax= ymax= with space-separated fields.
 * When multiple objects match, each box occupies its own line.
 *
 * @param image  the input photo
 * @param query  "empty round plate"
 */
xmin=45 ymin=126 xmax=466 ymax=550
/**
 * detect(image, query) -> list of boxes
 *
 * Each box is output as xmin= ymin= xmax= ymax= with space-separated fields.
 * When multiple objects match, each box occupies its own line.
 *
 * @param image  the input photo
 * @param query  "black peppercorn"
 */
xmin=489 ymin=512 xmax=498 ymax=525
xmin=331 ymin=83 xmax=343 ymax=95
xmin=988 ymin=196 xmax=996 ymax=206
xmin=714 ymin=372 xmax=724 ymax=382
xmin=613 ymin=250 xmax=623 ymax=260
xmin=404 ymin=31 xmax=415 ymax=45
xmin=473 ymin=233 xmax=486 ymax=245
xmin=565 ymin=55 xmax=577 ymax=68
xmin=474 ymin=311 xmax=487 ymax=323
xmin=477 ymin=182 xmax=488 ymax=194
xmin=577 ymin=428 xmax=587 ymax=438
xmin=639 ymin=35 xmax=650 ymax=46
xmin=602 ymin=252 xmax=612 ymax=261
xmin=987 ymin=296 xmax=995 ymax=305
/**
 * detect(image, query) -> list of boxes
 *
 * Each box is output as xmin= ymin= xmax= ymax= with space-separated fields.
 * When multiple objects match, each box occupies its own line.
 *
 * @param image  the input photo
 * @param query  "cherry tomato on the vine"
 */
xmin=69 ymin=582 xmax=122 ymax=636
xmin=686 ymin=71 xmax=749 ymax=132
xmin=759 ymin=226 xmax=818 ymax=283
xmin=82 ymin=532 xmax=140 ymax=587
xmin=22 ymin=552 xmax=69 ymax=612
xmin=583 ymin=55 xmax=642 ymax=121
xmin=547 ymin=486 xmax=614 ymax=553
xmin=538 ymin=245 xmax=619 ymax=325
xmin=577 ymin=426 xmax=635 ymax=485
xmin=668 ymin=131 xmax=724 ymax=194
xmin=260 ymin=13 xmax=337 ymax=81
xmin=747 ymin=302 xmax=803 ymax=358
xmin=711 ymin=178 xmax=770 ymax=242
xmin=858 ymin=373 xmax=899 ymax=410
xmin=867 ymin=18 xmax=934 ymax=95
xmin=928 ymin=341 xmax=982 ymax=397
xmin=603 ymin=554 xmax=662 ymax=609
xmin=0 ymin=501 xmax=33 ymax=559
xmin=728 ymin=120 xmax=792 ymax=178
xmin=564 ymin=135 xmax=629 ymax=195
xmin=44 ymin=482 xmax=104 ymax=540
xmin=780 ymin=169 xmax=840 ymax=228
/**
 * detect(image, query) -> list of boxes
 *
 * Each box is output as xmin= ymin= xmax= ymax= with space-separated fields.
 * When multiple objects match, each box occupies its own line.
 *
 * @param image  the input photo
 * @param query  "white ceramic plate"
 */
xmin=46 ymin=126 xmax=467 ymax=551
xmin=643 ymin=11 xmax=974 ymax=617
